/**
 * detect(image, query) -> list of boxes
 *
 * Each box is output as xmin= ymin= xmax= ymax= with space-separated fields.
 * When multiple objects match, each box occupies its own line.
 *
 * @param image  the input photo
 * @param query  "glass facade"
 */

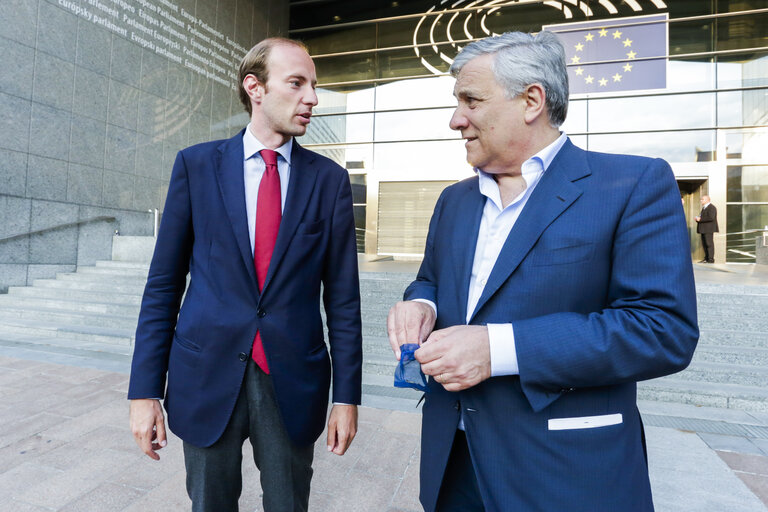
xmin=290 ymin=0 xmax=768 ymax=261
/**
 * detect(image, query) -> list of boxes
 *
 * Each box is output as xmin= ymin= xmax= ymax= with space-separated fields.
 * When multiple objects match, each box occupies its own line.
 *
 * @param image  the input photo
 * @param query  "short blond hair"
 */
xmin=237 ymin=37 xmax=309 ymax=115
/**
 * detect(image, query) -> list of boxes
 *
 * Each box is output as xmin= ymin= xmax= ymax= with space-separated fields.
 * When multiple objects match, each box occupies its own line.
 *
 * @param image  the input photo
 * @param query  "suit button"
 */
xmin=238 ymin=352 xmax=248 ymax=362
xmin=257 ymin=308 xmax=266 ymax=318
xmin=454 ymin=401 xmax=460 ymax=411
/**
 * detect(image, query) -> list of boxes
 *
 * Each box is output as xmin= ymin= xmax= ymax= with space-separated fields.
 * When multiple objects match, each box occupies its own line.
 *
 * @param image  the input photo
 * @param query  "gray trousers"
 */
xmin=183 ymin=360 xmax=314 ymax=512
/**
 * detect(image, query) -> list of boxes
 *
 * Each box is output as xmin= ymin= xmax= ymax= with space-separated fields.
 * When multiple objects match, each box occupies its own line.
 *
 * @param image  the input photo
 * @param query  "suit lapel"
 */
xmin=215 ymin=130 xmax=259 ymax=289
xmin=469 ymin=140 xmax=590 ymax=322
xmin=452 ymin=179 xmax=485 ymax=323
xmin=261 ymin=141 xmax=318 ymax=293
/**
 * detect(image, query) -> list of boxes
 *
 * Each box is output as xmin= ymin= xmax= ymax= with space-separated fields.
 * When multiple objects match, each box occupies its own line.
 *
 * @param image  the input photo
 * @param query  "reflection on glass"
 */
xmin=303 ymin=25 xmax=377 ymax=55
xmin=669 ymin=20 xmax=713 ymax=55
xmin=718 ymin=91 xmax=744 ymax=126
xmin=587 ymin=130 xmax=716 ymax=162
xmin=717 ymin=13 xmax=768 ymax=52
xmin=375 ymin=76 xmax=456 ymax=110
xmin=667 ymin=59 xmax=715 ymax=91
xmin=588 ymin=93 xmax=715 ymax=132
xmin=716 ymin=52 xmax=768 ymax=89
xmin=726 ymin=204 xmax=768 ymax=262
xmin=728 ymin=165 xmax=768 ymax=202
xmin=372 ymin=140 xmax=470 ymax=177
xmin=374 ymin=109 xmax=455 ymax=142
xmin=562 ymin=100 xmax=586 ymax=134
xmin=315 ymin=53 xmax=376 ymax=85
xmin=303 ymin=113 xmax=373 ymax=145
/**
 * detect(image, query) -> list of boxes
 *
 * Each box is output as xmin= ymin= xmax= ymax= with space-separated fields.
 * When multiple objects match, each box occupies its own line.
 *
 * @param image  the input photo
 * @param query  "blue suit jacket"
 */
xmin=405 ymin=140 xmax=698 ymax=512
xmin=128 ymin=129 xmax=362 ymax=447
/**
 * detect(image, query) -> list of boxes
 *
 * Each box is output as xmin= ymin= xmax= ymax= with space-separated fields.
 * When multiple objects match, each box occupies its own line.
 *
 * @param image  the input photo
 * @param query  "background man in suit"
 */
xmin=388 ymin=31 xmax=698 ymax=511
xmin=696 ymin=194 xmax=719 ymax=263
xmin=128 ymin=38 xmax=362 ymax=512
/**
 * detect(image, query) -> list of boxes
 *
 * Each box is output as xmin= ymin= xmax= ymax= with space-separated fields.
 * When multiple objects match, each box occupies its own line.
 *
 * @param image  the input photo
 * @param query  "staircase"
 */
xmin=0 ymin=255 xmax=765 ymax=412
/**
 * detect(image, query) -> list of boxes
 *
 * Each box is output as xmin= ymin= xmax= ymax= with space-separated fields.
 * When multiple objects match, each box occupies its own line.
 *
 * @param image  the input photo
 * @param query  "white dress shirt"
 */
xmin=243 ymin=125 xmax=292 ymax=254
xmin=418 ymin=133 xmax=568 ymax=376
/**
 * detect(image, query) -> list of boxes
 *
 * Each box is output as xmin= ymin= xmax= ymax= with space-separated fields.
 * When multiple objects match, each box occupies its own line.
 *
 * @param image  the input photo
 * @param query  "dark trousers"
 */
xmin=435 ymin=430 xmax=485 ymax=511
xmin=183 ymin=360 xmax=314 ymax=512
xmin=701 ymin=233 xmax=715 ymax=262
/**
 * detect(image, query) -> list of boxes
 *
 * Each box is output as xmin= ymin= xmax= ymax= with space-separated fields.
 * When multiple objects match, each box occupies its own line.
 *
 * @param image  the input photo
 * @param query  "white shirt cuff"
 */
xmin=411 ymin=298 xmax=437 ymax=316
xmin=488 ymin=323 xmax=519 ymax=376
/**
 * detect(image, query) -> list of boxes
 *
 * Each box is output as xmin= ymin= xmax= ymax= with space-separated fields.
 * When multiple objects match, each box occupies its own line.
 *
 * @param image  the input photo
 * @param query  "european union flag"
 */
xmin=544 ymin=14 xmax=668 ymax=94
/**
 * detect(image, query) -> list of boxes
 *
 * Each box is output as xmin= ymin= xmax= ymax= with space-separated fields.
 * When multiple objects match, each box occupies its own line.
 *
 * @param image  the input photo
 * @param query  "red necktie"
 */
xmin=251 ymin=149 xmax=281 ymax=373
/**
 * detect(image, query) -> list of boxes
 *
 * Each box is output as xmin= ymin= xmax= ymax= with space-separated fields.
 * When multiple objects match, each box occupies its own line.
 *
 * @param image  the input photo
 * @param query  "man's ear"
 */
xmin=243 ymin=74 xmax=265 ymax=107
xmin=523 ymin=83 xmax=547 ymax=124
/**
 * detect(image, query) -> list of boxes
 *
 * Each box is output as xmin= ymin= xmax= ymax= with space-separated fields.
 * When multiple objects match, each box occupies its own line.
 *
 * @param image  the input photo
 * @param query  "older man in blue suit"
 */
xmin=128 ymin=38 xmax=362 ymax=512
xmin=388 ymin=31 xmax=698 ymax=511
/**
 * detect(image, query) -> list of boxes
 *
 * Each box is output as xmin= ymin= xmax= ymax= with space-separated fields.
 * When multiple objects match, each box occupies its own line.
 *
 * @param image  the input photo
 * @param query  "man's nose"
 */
xmin=449 ymin=109 xmax=467 ymax=131
xmin=304 ymin=87 xmax=318 ymax=106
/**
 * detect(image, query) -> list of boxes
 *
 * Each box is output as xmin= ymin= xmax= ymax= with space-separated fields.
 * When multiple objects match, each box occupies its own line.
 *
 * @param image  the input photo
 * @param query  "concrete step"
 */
xmin=697 ymin=293 xmax=768 ymax=306
xmin=95 ymin=260 xmax=150 ymax=270
xmin=0 ymin=317 xmax=134 ymax=345
xmin=638 ymin=377 xmax=768 ymax=412
xmin=698 ymin=329 xmax=768 ymax=348
xmin=675 ymin=360 xmax=768 ymax=387
xmin=0 ymin=305 xmax=138 ymax=330
xmin=698 ymin=315 xmax=768 ymax=332
xmin=693 ymin=345 xmax=768 ymax=366
xmin=76 ymin=266 xmax=149 ymax=278
xmin=696 ymin=283 xmax=768 ymax=296
xmin=0 ymin=295 xmax=141 ymax=316
xmin=32 ymin=278 xmax=146 ymax=295
xmin=362 ymin=352 xmax=398 ymax=376
xmin=56 ymin=272 xmax=147 ymax=284
xmin=7 ymin=285 xmax=143 ymax=305
xmin=0 ymin=330 xmax=133 ymax=356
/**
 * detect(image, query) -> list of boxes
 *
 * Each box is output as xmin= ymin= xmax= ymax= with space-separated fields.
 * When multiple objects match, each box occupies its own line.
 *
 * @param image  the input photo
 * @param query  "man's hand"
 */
xmin=416 ymin=325 xmax=492 ymax=391
xmin=129 ymin=399 xmax=167 ymax=460
xmin=326 ymin=404 xmax=358 ymax=456
xmin=387 ymin=301 xmax=436 ymax=360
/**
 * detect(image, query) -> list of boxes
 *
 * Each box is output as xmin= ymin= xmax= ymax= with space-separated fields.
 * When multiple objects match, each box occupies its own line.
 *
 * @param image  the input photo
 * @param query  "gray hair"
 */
xmin=450 ymin=31 xmax=569 ymax=127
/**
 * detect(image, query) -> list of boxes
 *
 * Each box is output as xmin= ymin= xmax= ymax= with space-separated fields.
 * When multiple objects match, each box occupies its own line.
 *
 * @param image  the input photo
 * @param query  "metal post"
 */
xmin=149 ymin=209 xmax=159 ymax=238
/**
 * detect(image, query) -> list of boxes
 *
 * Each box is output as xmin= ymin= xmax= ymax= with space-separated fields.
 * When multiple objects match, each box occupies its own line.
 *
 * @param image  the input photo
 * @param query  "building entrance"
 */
xmin=678 ymin=179 xmax=707 ymax=261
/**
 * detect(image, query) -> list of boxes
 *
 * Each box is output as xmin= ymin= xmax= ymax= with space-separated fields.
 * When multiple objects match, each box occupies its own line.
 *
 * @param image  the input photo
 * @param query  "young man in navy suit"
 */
xmin=388 ymin=31 xmax=698 ymax=511
xmin=128 ymin=38 xmax=362 ymax=512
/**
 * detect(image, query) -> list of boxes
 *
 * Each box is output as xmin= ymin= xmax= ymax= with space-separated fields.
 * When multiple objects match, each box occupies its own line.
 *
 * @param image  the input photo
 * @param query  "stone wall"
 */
xmin=0 ymin=0 xmax=288 ymax=291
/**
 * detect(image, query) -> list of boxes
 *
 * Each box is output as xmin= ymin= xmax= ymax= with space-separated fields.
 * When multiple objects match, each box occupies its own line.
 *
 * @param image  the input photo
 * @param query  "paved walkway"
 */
xmin=0 ymin=262 xmax=767 ymax=511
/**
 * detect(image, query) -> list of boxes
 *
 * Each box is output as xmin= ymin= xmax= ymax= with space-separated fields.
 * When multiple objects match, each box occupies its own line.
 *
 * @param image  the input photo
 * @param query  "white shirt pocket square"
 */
xmin=548 ymin=413 xmax=623 ymax=431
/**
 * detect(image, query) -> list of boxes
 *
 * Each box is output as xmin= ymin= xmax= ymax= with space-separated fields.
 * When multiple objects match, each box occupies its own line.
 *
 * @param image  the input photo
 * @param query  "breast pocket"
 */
xmin=531 ymin=241 xmax=594 ymax=266
xmin=297 ymin=219 xmax=325 ymax=236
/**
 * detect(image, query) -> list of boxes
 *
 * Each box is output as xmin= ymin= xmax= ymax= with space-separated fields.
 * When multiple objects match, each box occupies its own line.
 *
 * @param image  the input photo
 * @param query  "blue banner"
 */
xmin=545 ymin=14 xmax=668 ymax=94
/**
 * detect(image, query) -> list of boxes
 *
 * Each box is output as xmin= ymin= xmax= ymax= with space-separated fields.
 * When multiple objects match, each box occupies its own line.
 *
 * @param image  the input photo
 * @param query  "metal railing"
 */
xmin=0 ymin=216 xmax=117 ymax=245
xmin=725 ymin=228 xmax=768 ymax=263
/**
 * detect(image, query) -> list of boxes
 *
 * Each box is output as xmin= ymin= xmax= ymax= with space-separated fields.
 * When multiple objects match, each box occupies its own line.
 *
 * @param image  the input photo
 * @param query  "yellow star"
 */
xmin=599 ymin=28 xmax=608 ymax=37
xmin=623 ymin=63 xmax=633 ymax=72
xmin=612 ymin=73 xmax=622 ymax=82
xmin=571 ymin=55 xmax=581 ymax=64
xmin=613 ymin=30 xmax=622 ymax=39
xmin=599 ymin=77 xmax=608 ymax=87
xmin=627 ymin=50 xmax=637 ymax=59
xmin=575 ymin=42 xmax=584 ymax=51
xmin=585 ymin=75 xmax=594 ymax=84
xmin=623 ymin=38 xmax=633 ymax=47
xmin=585 ymin=32 xmax=594 ymax=42
xmin=575 ymin=67 xmax=584 ymax=76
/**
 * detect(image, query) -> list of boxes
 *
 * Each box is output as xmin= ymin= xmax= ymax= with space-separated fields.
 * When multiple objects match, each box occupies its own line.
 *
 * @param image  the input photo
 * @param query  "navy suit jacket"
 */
xmin=405 ymin=139 xmax=698 ymax=512
xmin=128 ymin=129 xmax=362 ymax=447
